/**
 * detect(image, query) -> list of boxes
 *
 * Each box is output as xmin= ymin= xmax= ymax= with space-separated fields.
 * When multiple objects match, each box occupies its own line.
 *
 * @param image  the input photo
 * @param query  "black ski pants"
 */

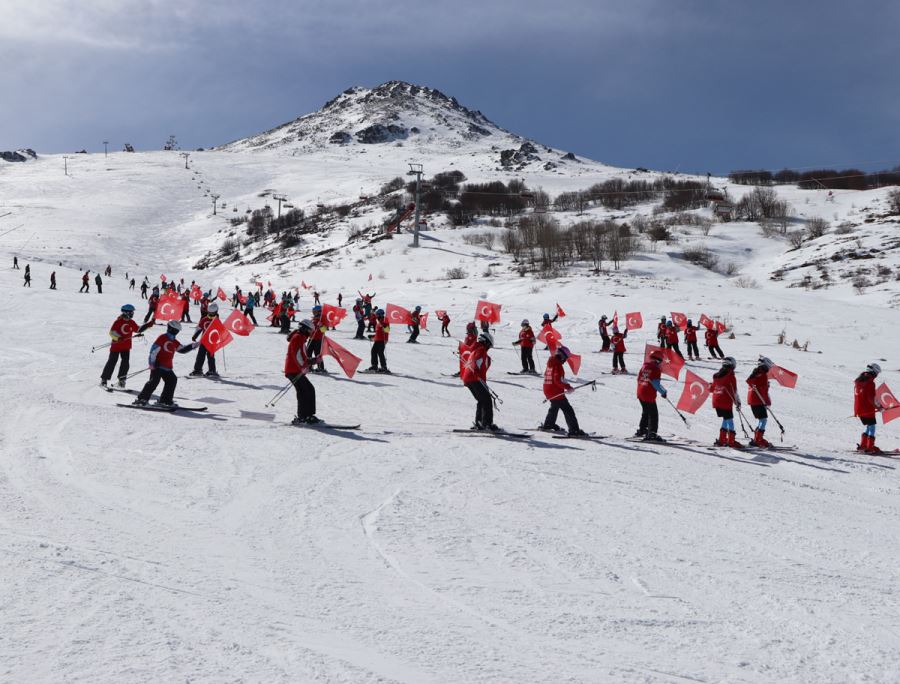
xmin=466 ymin=381 xmax=494 ymax=427
xmin=370 ymin=341 xmax=387 ymax=370
xmin=521 ymin=347 xmax=535 ymax=372
xmin=639 ymin=400 xmax=659 ymax=434
xmin=306 ymin=338 xmax=324 ymax=370
xmin=544 ymin=397 xmax=579 ymax=432
xmin=138 ymin=368 xmax=177 ymax=403
xmin=193 ymin=346 xmax=217 ymax=374
xmin=355 ymin=319 xmax=365 ymax=339
xmin=669 ymin=342 xmax=684 ymax=359
xmin=101 ymin=350 xmax=130 ymax=382
xmin=708 ymin=344 xmax=724 ymax=359
xmin=600 ymin=334 xmax=610 ymax=351
xmin=613 ymin=351 xmax=625 ymax=371
xmin=408 ymin=324 xmax=420 ymax=343
xmin=287 ymin=373 xmax=316 ymax=419
xmin=686 ymin=341 xmax=699 ymax=358
xmin=244 ymin=308 xmax=258 ymax=325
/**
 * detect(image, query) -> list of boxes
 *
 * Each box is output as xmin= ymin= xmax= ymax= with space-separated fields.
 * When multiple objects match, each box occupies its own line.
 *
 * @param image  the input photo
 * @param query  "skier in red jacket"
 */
xmin=684 ymin=320 xmax=700 ymax=360
xmin=705 ymin=326 xmax=724 ymax=359
xmin=306 ymin=305 xmax=326 ymax=372
xmin=746 ymin=356 xmax=774 ymax=447
xmin=664 ymin=321 xmax=683 ymax=359
xmin=635 ymin=351 xmax=667 ymax=441
xmin=367 ymin=309 xmax=390 ymax=373
xmin=144 ymin=287 xmax=160 ymax=323
xmin=285 ymin=319 xmax=319 ymax=424
xmin=440 ymin=311 xmax=451 ymax=337
xmin=512 ymin=319 xmax=536 ymax=373
xmin=854 ymin=363 xmax=882 ymax=454
xmin=610 ymin=326 xmax=628 ymax=374
xmin=540 ymin=346 xmax=587 ymax=435
xmin=100 ymin=304 xmax=154 ymax=388
xmin=190 ymin=302 xmax=220 ymax=376
xmin=598 ymin=315 xmax=611 ymax=352
xmin=711 ymin=357 xmax=741 ymax=447
xmin=461 ymin=331 xmax=497 ymax=430
xmin=133 ymin=321 xmax=198 ymax=406
xmin=657 ymin=316 xmax=667 ymax=347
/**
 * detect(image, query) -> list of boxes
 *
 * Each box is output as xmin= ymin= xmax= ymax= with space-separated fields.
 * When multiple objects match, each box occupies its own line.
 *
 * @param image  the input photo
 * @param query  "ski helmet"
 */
xmin=687 ymin=319 xmax=693 ymax=325
xmin=666 ymin=320 xmax=673 ymax=327
xmin=208 ymin=302 xmax=219 ymax=313
xmin=660 ymin=316 xmax=666 ymax=322
xmin=723 ymin=356 xmax=736 ymax=368
xmin=521 ymin=319 xmax=529 ymax=326
xmin=298 ymin=319 xmax=313 ymax=333
xmin=466 ymin=321 xmax=476 ymax=331
xmin=376 ymin=308 xmax=385 ymax=317
xmin=650 ymin=352 xmax=664 ymax=363
xmin=555 ymin=345 xmax=571 ymax=361
xmin=167 ymin=320 xmax=182 ymax=333
xmin=312 ymin=305 xmax=322 ymax=314
xmin=414 ymin=305 xmax=421 ymax=311
xmin=867 ymin=362 xmax=882 ymax=376
xmin=612 ymin=326 xmax=619 ymax=334
xmin=120 ymin=304 xmax=135 ymax=313
xmin=600 ymin=315 xmax=607 ymax=320
xmin=758 ymin=356 xmax=774 ymax=370
xmin=478 ymin=331 xmax=494 ymax=347
xmin=356 ymin=297 xmax=362 ymax=303
xmin=543 ymin=313 xmax=550 ymax=319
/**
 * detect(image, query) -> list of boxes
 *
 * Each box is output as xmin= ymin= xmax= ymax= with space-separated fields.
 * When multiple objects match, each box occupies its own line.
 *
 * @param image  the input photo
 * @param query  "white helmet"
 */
xmin=478 ymin=331 xmax=494 ymax=347
xmin=167 ymin=320 xmax=182 ymax=333
xmin=208 ymin=302 xmax=219 ymax=313
xmin=298 ymin=319 xmax=313 ymax=333
xmin=867 ymin=362 xmax=882 ymax=376
xmin=758 ymin=356 xmax=774 ymax=370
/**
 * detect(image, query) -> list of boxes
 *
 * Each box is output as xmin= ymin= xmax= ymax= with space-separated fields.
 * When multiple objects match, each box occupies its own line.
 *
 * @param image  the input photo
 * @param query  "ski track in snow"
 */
xmin=1 ymin=151 xmax=900 ymax=682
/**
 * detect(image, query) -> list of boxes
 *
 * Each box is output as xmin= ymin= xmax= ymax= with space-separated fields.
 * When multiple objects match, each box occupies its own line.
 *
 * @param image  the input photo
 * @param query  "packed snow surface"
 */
xmin=1 ymin=147 xmax=900 ymax=683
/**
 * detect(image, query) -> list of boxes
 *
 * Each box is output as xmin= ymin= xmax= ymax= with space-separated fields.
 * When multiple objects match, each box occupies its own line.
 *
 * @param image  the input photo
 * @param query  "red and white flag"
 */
xmin=716 ymin=320 xmax=727 ymax=333
xmin=223 ymin=309 xmax=254 ymax=336
xmin=876 ymin=383 xmax=900 ymax=424
xmin=321 ymin=303 xmax=347 ymax=328
xmin=155 ymin=294 xmax=185 ymax=321
xmin=671 ymin=311 xmax=687 ymax=331
xmin=435 ymin=309 xmax=447 ymax=321
xmin=458 ymin=340 xmax=475 ymax=375
xmin=385 ymin=303 xmax=413 ymax=325
xmin=644 ymin=343 xmax=685 ymax=380
xmin=624 ymin=311 xmax=642 ymax=330
xmin=321 ymin=336 xmax=362 ymax=379
xmin=190 ymin=285 xmax=202 ymax=302
xmin=200 ymin=318 xmax=233 ymax=354
xmin=474 ymin=300 xmax=501 ymax=324
xmin=676 ymin=370 xmax=711 ymax=414
xmin=537 ymin=326 xmax=562 ymax=351
xmin=556 ymin=303 xmax=566 ymax=318
xmin=238 ymin=294 xmax=247 ymax=305
xmin=567 ymin=352 xmax=582 ymax=375
xmin=368 ymin=273 xmax=373 ymax=281
xmin=699 ymin=313 xmax=713 ymax=329
xmin=418 ymin=312 xmax=429 ymax=329
xmin=160 ymin=274 xmax=166 ymax=282
xmin=768 ymin=365 xmax=798 ymax=389
xmin=216 ymin=287 xmax=227 ymax=301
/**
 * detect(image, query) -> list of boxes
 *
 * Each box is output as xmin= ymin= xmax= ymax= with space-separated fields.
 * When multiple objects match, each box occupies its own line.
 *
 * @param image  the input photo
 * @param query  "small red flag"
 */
xmin=716 ymin=320 xmax=727 ymax=333
xmin=556 ymin=303 xmax=566 ymax=318
xmin=190 ymin=285 xmax=202 ymax=302
xmin=435 ymin=309 xmax=447 ymax=320
xmin=321 ymin=336 xmax=362 ymax=379
xmin=321 ymin=303 xmax=347 ymax=328
xmin=768 ymin=365 xmax=798 ymax=389
xmin=676 ymin=370 xmax=711 ymax=414
xmin=625 ymin=311 xmax=642 ymax=330
xmin=474 ymin=300 xmax=502 ymax=324
xmin=385 ymin=303 xmax=413 ymax=325
xmin=671 ymin=311 xmax=687 ymax=331
xmin=644 ymin=343 xmax=684 ymax=380
xmin=537 ymin=326 xmax=562 ymax=351
xmin=301 ymin=280 xmax=308 ymax=289
xmin=418 ymin=312 xmax=429 ymax=329
xmin=256 ymin=281 xmax=263 ymax=288
xmin=458 ymin=340 xmax=475 ymax=375
xmin=223 ymin=309 xmax=254 ymax=336
xmin=200 ymin=318 xmax=233 ymax=354
xmin=567 ymin=352 xmax=582 ymax=375
xmin=699 ymin=313 xmax=713 ymax=329
xmin=155 ymin=294 xmax=185 ymax=321
xmin=216 ymin=287 xmax=227 ymax=301
xmin=238 ymin=294 xmax=247 ymax=305
xmin=160 ymin=274 xmax=166 ymax=282
xmin=876 ymin=383 xmax=900 ymax=423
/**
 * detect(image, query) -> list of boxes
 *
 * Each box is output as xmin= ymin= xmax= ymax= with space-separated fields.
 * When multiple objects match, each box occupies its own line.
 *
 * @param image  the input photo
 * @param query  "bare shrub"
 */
xmin=887 ymin=188 xmax=900 ymax=215
xmin=806 ymin=217 xmax=829 ymax=240
xmin=732 ymin=276 xmax=760 ymax=288
xmin=681 ymin=246 xmax=719 ymax=271
xmin=445 ymin=267 xmax=468 ymax=280
xmin=787 ymin=231 xmax=805 ymax=249
xmin=834 ymin=222 xmax=855 ymax=235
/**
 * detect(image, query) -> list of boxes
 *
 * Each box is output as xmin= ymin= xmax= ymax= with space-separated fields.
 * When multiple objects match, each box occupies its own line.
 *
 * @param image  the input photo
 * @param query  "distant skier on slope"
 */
xmin=664 ymin=321 xmax=683 ymax=359
xmin=712 ymin=357 xmax=741 ymax=447
xmin=540 ymin=345 xmax=587 ymax=436
xmin=80 ymin=270 xmax=90 ymax=293
xmin=461 ymin=331 xmax=498 ymax=431
xmin=854 ymin=363 xmax=884 ymax=454
xmin=285 ymin=319 xmax=320 ymax=425
xmin=352 ymin=298 xmax=366 ymax=339
xmin=367 ymin=308 xmax=390 ymax=373
xmin=598 ymin=315 xmax=611 ymax=352
xmin=705 ymin=325 xmax=725 ymax=359
xmin=144 ymin=287 xmax=160 ymax=323
xmin=684 ymin=319 xmax=700 ymax=360
xmin=100 ymin=304 xmax=153 ymax=388
xmin=635 ymin=350 xmax=667 ymax=442
xmin=132 ymin=321 xmax=198 ymax=407
xmin=189 ymin=302 xmax=220 ymax=377
xmin=657 ymin=316 xmax=667 ymax=348
xmin=512 ymin=319 xmax=536 ymax=373
xmin=610 ymin=325 xmax=628 ymax=374
xmin=440 ymin=311 xmax=451 ymax=337
xmin=746 ymin=356 xmax=775 ymax=447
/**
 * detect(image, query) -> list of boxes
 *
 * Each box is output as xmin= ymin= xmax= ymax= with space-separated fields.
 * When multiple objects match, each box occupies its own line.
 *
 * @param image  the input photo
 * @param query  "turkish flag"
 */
xmin=699 ymin=313 xmax=713 ymax=329
xmin=567 ymin=352 xmax=582 ymax=375
xmin=644 ymin=343 xmax=685 ymax=380
xmin=474 ymin=300 xmax=501 ymax=324
xmin=190 ymin=285 xmax=202 ymax=302
xmin=238 ymin=294 xmax=247 ymax=305
xmin=155 ymin=294 xmax=185 ymax=321
xmin=676 ymin=370 xmax=711 ymax=414
xmin=200 ymin=318 xmax=233 ymax=354
xmin=160 ymin=274 xmax=166 ymax=282
xmin=537 ymin=326 xmax=562 ymax=351
xmin=385 ymin=303 xmax=413 ymax=325
xmin=321 ymin=336 xmax=362 ymax=379
xmin=876 ymin=383 xmax=899 ymax=410
xmin=223 ymin=309 xmax=254 ymax=336
xmin=458 ymin=341 xmax=476 ymax=375
xmin=671 ymin=312 xmax=687 ymax=331
xmin=716 ymin=320 xmax=727 ymax=333
xmin=256 ymin=281 xmax=263 ymax=288
xmin=216 ymin=287 xmax=227 ymax=301
xmin=321 ymin=303 xmax=347 ymax=328
xmin=625 ymin=311 xmax=642 ymax=330
xmin=556 ymin=303 xmax=566 ymax=318
xmin=884 ymin=407 xmax=900 ymax=424
xmin=436 ymin=309 xmax=447 ymax=320
xmin=768 ymin=365 xmax=798 ymax=389
xmin=418 ymin=312 xmax=429 ymax=329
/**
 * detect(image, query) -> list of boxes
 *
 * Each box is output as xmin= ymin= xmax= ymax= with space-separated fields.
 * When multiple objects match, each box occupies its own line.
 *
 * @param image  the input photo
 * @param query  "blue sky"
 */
xmin=1 ymin=0 xmax=897 ymax=174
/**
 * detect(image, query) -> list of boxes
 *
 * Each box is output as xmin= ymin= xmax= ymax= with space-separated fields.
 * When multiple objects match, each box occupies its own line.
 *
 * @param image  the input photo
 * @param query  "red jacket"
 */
xmin=374 ymin=319 xmax=390 ymax=343
xmin=664 ymin=327 xmax=679 ymax=345
xmin=705 ymin=328 xmax=719 ymax=346
xmin=611 ymin=330 xmax=627 ymax=353
xmin=747 ymin=367 xmax=771 ymax=406
xmin=464 ymin=331 xmax=477 ymax=347
xmin=854 ymin=372 xmax=878 ymax=418
xmin=657 ymin=322 xmax=666 ymax=338
xmin=109 ymin=316 xmax=142 ymax=352
xmin=711 ymin=368 xmax=738 ymax=410
xmin=148 ymin=333 xmax=191 ymax=370
xmin=461 ymin=342 xmax=490 ymax=384
xmin=598 ymin=320 xmax=609 ymax=336
xmin=636 ymin=361 xmax=662 ymax=402
xmin=543 ymin=356 xmax=571 ymax=400
xmin=193 ymin=315 xmax=216 ymax=340
xmin=148 ymin=294 xmax=159 ymax=311
xmin=311 ymin=315 xmax=325 ymax=341
xmin=284 ymin=330 xmax=310 ymax=375
xmin=200 ymin=296 xmax=210 ymax=316
xmin=684 ymin=325 xmax=698 ymax=343
xmin=518 ymin=327 xmax=535 ymax=349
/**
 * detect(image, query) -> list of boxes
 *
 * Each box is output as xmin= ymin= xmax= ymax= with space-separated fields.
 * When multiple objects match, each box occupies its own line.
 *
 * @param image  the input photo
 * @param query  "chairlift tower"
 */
xmin=273 ymin=194 xmax=287 ymax=219
xmin=103 ymin=140 xmax=109 ymax=158
xmin=180 ymin=152 xmax=191 ymax=169
xmin=211 ymin=194 xmax=220 ymax=216
xmin=407 ymin=163 xmax=424 ymax=247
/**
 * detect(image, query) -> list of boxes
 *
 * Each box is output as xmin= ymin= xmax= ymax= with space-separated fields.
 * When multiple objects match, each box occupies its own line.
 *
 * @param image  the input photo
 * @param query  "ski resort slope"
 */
xmin=2 ymin=152 xmax=900 ymax=682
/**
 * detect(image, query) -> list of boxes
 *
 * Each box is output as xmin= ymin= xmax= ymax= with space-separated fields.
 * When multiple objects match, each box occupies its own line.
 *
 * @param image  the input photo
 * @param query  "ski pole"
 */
xmin=124 ymin=367 xmax=148 ymax=380
xmin=91 ymin=342 xmax=112 ymax=353
xmin=727 ymin=389 xmax=751 ymax=438
xmin=664 ymin=395 xmax=690 ymax=427
xmin=221 ymin=346 xmax=227 ymax=373
xmin=265 ymin=366 xmax=314 ymax=407
xmin=750 ymin=385 xmax=786 ymax=441
xmin=542 ymin=379 xmax=597 ymax=403
xmin=481 ymin=380 xmax=502 ymax=411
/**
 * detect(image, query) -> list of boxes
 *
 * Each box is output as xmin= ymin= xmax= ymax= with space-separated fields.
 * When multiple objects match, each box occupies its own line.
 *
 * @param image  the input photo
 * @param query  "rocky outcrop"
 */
xmin=354 ymin=124 xmax=408 ymax=144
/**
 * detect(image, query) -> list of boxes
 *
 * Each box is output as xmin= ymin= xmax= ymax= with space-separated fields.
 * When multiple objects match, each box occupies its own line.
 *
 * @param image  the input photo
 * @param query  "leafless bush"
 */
xmin=380 ymin=177 xmax=405 ymax=194
xmin=787 ymin=231 xmax=805 ymax=249
xmin=888 ymin=188 xmax=900 ymax=215
xmin=722 ymin=261 xmax=739 ymax=276
xmin=852 ymin=274 xmax=871 ymax=294
xmin=680 ymin=246 xmax=719 ymax=271
xmin=834 ymin=222 xmax=855 ymax=235
xmin=732 ymin=275 xmax=760 ymax=288
xmin=462 ymin=232 xmax=496 ymax=250
xmin=806 ymin=217 xmax=829 ymax=240
xmin=445 ymin=267 xmax=468 ymax=280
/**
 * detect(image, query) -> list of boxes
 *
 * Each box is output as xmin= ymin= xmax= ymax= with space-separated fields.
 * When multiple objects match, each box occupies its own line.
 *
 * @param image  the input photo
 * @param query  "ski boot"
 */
xmin=643 ymin=433 xmax=665 ymax=443
xmin=291 ymin=416 xmax=304 ymax=426
xmin=100 ymin=379 xmax=108 ymax=388
xmin=727 ymin=430 xmax=744 ymax=449
xmin=714 ymin=428 xmax=728 ymax=447
xmin=189 ymin=370 xmax=203 ymax=377
xmin=634 ymin=428 xmax=647 ymax=438
xmin=857 ymin=434 xmax=870 ymax=452
xmin=366 ymin=366 xmax=378 ymax=372
xmin=132 ymin=398 xmax=148 ymax=406
xmin=539 ymin=423 xmax=564 ymax=433
xmin=750 ymin=429 xmax=770 ymax=448
xmin=485 ymin=424 xmax=501 ymax=432
xmin=568 ymin=428 xmax=589 ymax=437
xmin=204 ymin=370 xmax=220 ymax=377
xmin=305 ymin=416 xmax=322 ymax=425
xmin=117 ymin=378 xmax=126 ymax=389
xmin=471 ymin=422 xmax=484 ymax=431
xmin=865 ymin=436 xmax=882 ymax=455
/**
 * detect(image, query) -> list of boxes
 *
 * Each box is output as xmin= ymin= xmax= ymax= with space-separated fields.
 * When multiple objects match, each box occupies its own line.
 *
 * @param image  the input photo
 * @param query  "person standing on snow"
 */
xmin=540 ymin=346 xmax=587 ymax=436
xmin=684 ymin=320 xmax=700 ymax=360
xmin=539 ymin=312 xmax=558 ymax=350
xmin=368 ymin=308 xmax=390 ymax=373
xmin=512 ymin=319 xmax=536 ymax=373
xmin=610 ymin=325 xmax=628 ymax=374
xmin=22 ymin=265 xmax=31 ymax=287
xmin=352 ymin=298 xmax=366 ymax=339
xmin=243 ymin=293 xmax=257 ymax=325
xmin=657 ymin=316 xmax=667 ymax=348
xmin=705 ymin=325 xmax=725 ymax=359
xmin=144 ymin=287 xmax=160 ymax=323
xmin=440 ymin=311 xmax=451 ymax=337
xmin=180 ymin=290 xmax=193 ymax=323
xmin=635 ymin=350 xmax=667 ymax=442
xmin=664 ymin=321 xmax=683 ymax=359
xmin=140 ymin=279 xmax=148 ymax=299
xmin=598 ymin=315 xmax=611 ymax=352
xmin=94 ymin=272 xmax=103 ymax=294
xmin=407 ymin=305 xmax=422 ymax=343
xmin=461 ymin=331 xmax=497 ymax=431
xmin=747 ymin=356 xmax=775 ymax=447
xmin=80 ymin=270 xmax=90 ymax=293
xmin=854 ymin=362 xmax=884 ymax=454
xmin=189 ymin=302 xmax=220 ymax=377
xmin=306 ymin=305 xmax=326 ymax=372
xmin=12 ymin=256 xmax=19 ymax=269
xmin=285 ymin=319 xmax=320 ymax=425
xmin=100 ymin=304 xmax=153 ymax=388
xmin=133 ymin=321 xmax=198 ymax=406
xmin=49 ymin=271 xmax=56 ymax=290
xmin=712 ymin=356 xmax=741 ymax=447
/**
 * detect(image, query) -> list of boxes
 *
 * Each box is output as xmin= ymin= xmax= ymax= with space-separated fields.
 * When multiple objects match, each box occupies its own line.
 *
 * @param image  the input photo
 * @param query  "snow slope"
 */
xmin=2 ymin=88 xmax=900 ymax=681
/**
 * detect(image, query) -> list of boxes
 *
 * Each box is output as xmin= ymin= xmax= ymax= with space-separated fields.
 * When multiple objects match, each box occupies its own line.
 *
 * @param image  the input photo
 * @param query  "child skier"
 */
xmin=407 ymin=305 xmax=422 ymax=343
xmin=353 ymin=298 xmax=366 ymax=339
xmin=598 ymin=315 xmax=611 ymax=352
xmin=285 ymin=319 xmax=319 ymax=425
xmin=133 ymin=321 xmax=197 ymax=406
xmin=368 ymin=308 xmax=390 ymax=373
xmin=711 ymin=356 xmax=741 ymax=447
xmin=635 ymin=351 xmax=667 ymax=441
xmin=610 ymin=326 xmax=628 ymax=374
xmin=512 ymin=319 xmax=536 ymax=373
xmin=684 ymin=320 xmax=700 ymax=360
xmin=664 ymin=321 xmax=683 ymax=359
xmin=461 ymin=331 xmax=497 ymax=431
xmin=306 ymin=305 xmax=326 ymax=372
xmin=440 ymin=311 xmax=451 ymax=337
xmin=190 ymin=302 xmax=220 ymax=377
xmin=705 ymin=325 xmax=724 ymax=359
xmin=854 ymin=363 xmax=883 ymax=454
xmin=657 ymin=316 xmax=667 ymax=347
xmin=746 ymin=356 xmax=774 ymax=447
xmin=100 ymin=304 xmax=153 ymax=388
xmin=540 ymin=346 xmax=587 ymax=436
